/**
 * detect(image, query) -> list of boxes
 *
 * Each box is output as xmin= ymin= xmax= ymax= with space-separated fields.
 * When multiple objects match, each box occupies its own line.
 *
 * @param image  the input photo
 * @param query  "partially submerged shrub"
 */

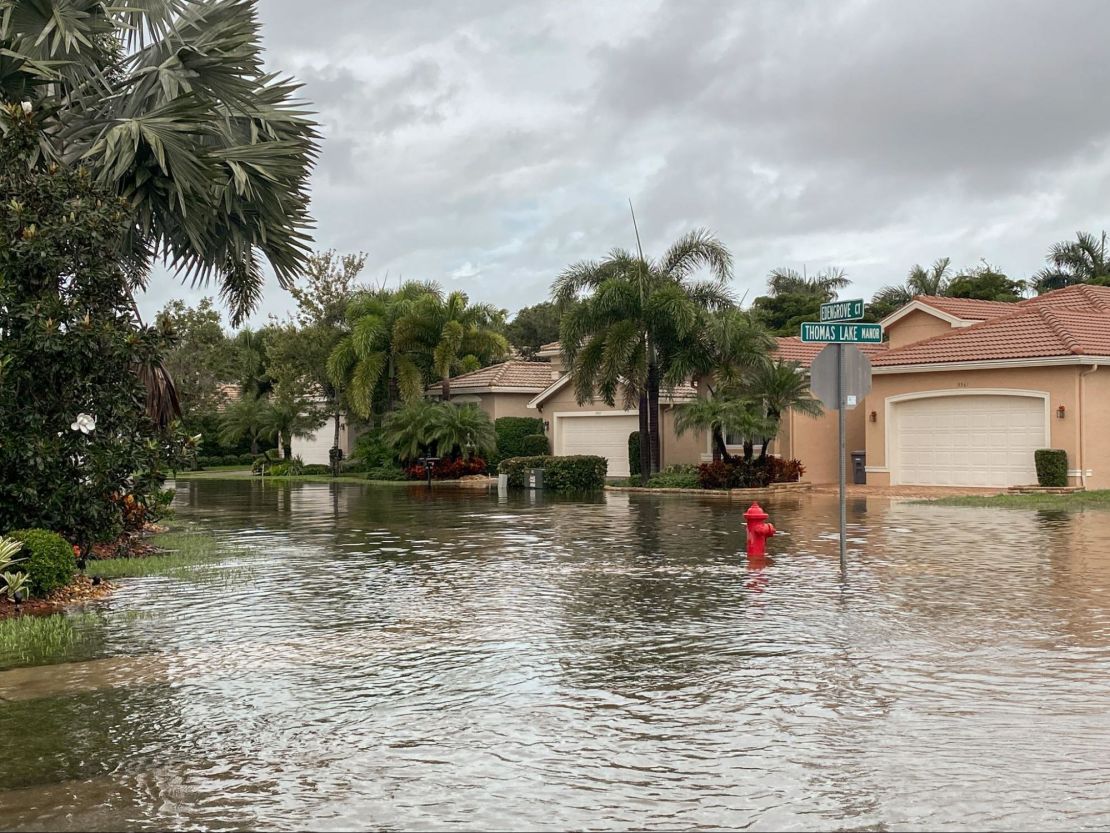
xmin=499 ymin=455 xmax=607 ymax=491
xmin=407 ymin=457 xmax=488 ymax=480
xmin=696 ymin=457 xmax=805 ymax=489
xmin=1034 ymin=449 xmax=1068 ymax=487
xmin=8 ymin=529 xmax=75 ymax=597
xmin=628 ymin=431 xmax=641 ymax=478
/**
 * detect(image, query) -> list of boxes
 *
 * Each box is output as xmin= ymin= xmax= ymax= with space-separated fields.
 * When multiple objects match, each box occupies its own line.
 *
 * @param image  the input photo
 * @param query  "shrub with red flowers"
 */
xmin=406 ymin=457 xmax=488 ymax=481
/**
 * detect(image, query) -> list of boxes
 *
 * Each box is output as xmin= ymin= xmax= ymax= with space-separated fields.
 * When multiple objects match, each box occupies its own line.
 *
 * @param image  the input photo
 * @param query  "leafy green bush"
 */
xmin=301 ymin=464 xmax=331 ymax=475
xmin=628 ymin=431 xmax=641 ymax=478
xmin=1034 ymin=449 xmax=1068 ymax=487
xmin=520 ymin=434 xmax=550 ymax=455
xmin=352 ymin=428 xmax=395 ymax=470
xmin=9 ymin=529 xmax=75 ymax=598
xmin=499 ymin=455 xmax=607 ymax=491
xmin=640 ymin=465 xmax=699 ymax=489
xmin=491 ymin=417 xmax=545 ymax=467
xmin=364 ymin=465 xmax=407 ymax=481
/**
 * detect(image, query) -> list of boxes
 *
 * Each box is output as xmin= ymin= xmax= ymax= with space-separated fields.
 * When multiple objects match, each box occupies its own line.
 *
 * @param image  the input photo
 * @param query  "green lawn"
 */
xmin=922 ymin=490 xmax=1110 ymax=510
xmin=85 ymin=528 xmax=241 ymax=579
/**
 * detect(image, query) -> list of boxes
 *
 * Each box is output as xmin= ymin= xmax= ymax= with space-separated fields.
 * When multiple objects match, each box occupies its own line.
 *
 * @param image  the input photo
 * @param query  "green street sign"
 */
xmin=800 ymin=322 xmax=883 ymax=343
xmin=819 ymin=298 xmax=864 ymax=322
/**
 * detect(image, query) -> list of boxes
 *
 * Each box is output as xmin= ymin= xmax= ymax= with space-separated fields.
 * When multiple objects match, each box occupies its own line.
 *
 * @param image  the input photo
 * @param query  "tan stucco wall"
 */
xmin=1079 ymin=365 xmax=1110 ymax=489
xmin=534 ymin=382 xmax=707 ymax=467
xmin=778 ymin=407 xmax=866 ymax=483
xmin=445 ymin=391 xmax=546 ymax=421
xmin=864 ymin=365 xmax=1086 ymax=487
xmin=886 ymin=309 xmax=957 ymax=349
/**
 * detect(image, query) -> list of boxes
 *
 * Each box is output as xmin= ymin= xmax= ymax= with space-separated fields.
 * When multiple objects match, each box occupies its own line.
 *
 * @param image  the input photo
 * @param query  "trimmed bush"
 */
xmin=1034 ymin=449 xmax=1068 ymax=487
xmin=491 ymin=417 xmax=545 ymax=468
xmin=696 ymin=457 xmax=806 ymax=490
xmin=10 ymin=529 xmax=75 ymax=597
xmin=641 ymin=465 xmax=699 ymax=489
xmin=301 ymin=464 xmax=331 ymax=475
xmin=628 ymin=431 xmax=641 ymax=478
xmin=499 ymin=455 xmax=607 ymax=491
xmin=365 ymin=465 xmax=408 ymax=481
xmin=520 ymin=434 xmax=550 ymax=456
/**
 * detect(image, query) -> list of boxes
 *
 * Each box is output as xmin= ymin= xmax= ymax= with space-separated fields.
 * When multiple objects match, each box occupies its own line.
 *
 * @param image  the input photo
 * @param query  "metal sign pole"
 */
xmin=837 ymin=343 xmax=847 ymax=573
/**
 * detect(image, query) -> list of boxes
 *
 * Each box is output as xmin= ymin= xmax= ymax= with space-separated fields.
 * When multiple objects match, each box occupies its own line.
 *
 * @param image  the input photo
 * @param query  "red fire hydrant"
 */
xmin=744 ymin=502 xmax=775 ymax=557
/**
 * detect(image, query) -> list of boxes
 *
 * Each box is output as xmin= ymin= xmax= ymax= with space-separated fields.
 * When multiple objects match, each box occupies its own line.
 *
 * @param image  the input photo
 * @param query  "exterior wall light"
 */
xmin=543 ymin=420 xmax=550 ymax=432
xmin=869 ymin=410 xmax=877 ymax=423
xmin=1057 ymin=405 xmax=1066 ymax=419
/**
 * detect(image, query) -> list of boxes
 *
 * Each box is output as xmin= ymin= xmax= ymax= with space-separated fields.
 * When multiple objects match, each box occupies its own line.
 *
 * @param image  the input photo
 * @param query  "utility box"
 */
xmin=527 ymin=468 xmax=544 ymax=490
xmin=851 ymin=451 xmax=866 ymax=485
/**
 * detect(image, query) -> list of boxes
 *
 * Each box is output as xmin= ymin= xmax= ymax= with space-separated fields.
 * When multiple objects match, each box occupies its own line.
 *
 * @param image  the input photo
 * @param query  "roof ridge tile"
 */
xmin=1034 ymin=307 xmax=1082 ymax=354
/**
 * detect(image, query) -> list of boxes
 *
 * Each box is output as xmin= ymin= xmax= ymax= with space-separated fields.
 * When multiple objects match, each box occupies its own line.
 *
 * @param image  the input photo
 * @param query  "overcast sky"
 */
xmin=136 ymin=0 xmax=1110 ymax=327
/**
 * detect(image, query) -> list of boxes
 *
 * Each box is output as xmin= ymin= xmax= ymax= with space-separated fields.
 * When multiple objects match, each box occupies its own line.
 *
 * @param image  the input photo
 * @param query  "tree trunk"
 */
xmin=647 ymin=353 xmax=661 ymax=475
xmin=712 ymin=427 xmax=733 ymax=463
xmin=743 ymin=440 xmax=753 ymax=463
xmin=442 ymin=374 xmax=450 ymax=401
xmin=638 ymin=390 xmax=651 ymax=485
xmin=387 ymin=356 xmax=397 ymax=411
xmin=250 ymin=434 xmax=259 ymax=456
xmin=283 ymin=435 xmax=293 ymax=460
xmin=330 ymin=407 xmax=342 ymax=477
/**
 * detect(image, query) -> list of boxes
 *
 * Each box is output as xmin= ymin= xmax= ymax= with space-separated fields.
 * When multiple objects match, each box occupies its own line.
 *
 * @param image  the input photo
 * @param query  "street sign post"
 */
xmin=803 ymin=311 xmax=878 ymax=574
xmin=800 ymin=322 xmax=883 ymax=343
xmin=819 ymin=298 xmax=864 ymax=322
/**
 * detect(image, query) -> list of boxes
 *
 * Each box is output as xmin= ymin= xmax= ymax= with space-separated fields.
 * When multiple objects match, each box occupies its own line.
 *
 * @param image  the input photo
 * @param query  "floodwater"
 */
xmin=3 ymin=481 xmax=1110 ymax=831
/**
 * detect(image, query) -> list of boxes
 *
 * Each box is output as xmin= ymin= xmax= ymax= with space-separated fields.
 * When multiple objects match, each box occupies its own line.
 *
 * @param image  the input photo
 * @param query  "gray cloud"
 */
xmin=136 ymin=0 xmax=1110 ymax=327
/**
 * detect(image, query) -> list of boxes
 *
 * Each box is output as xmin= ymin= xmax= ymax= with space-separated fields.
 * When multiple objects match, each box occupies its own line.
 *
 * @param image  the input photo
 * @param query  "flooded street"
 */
xmin=3 ymin=480 xmax=1110 ymax=830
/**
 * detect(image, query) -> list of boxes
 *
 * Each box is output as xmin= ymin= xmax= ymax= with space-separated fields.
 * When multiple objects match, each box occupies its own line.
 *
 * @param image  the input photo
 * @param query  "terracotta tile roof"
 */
xmin=1018 ymin=284 xmax=1110 ymax=312
xmin=914 ymin=295 xmax=1020 ymax=320
xmin=773 ymin=337 xmax=888 ymax=367
xmin=872 ymin=306 xmax=1110 ymax=366
xmin=428 ymin=361 xmax=557 ymax=393
xmin=537 ymin=340 xmax=561 ymax=352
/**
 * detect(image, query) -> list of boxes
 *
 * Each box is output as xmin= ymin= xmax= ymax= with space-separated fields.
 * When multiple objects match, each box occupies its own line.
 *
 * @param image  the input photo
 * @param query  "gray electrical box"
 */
xmin=851 ymin=451 xmax=866 ymax=484
xmin=527 ymin=468 xmax=544 ymax=490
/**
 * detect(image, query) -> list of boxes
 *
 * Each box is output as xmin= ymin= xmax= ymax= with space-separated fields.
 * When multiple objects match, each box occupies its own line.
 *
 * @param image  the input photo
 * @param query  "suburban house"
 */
xmin=303 ymin=284 xmax=1110 ymax=485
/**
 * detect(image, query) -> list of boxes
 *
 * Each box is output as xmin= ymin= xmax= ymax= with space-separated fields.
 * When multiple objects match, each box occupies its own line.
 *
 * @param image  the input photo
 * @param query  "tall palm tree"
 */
xmin=553 ymin=229 xmax=734 ymax=479
xmin=428 ymin=403 xmax=497 ymax=460
xmin=1 ymin=0 xmax=319 ymax=324
xmin=1034 ymin=231 xmax=1110 ymax=292
xmin=234 ymin=328 xmax=273 ymax=401
xmin=326 ymin=282 xmax=437 ymax=420
xmin=394 ymin=290 xmax=508 ymax=400
xmin=746 ymin=359 xmax=823 ymax=458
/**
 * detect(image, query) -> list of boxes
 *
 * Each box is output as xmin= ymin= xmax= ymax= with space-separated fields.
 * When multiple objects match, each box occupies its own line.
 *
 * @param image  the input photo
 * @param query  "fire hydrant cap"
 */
xmin=744 ymin=502 xmax=768 ymax=522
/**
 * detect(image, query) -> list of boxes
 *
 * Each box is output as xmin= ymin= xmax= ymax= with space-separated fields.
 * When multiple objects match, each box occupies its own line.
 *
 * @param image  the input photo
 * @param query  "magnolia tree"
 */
xmin=0 ymin=111 xmax=193 ymax=548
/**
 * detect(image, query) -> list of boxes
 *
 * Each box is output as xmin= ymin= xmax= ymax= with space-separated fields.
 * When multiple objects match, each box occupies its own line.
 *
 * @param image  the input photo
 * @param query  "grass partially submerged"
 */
xmin=86 ymin=528 xmax=248 ymax=580
xmin=922 ymin=489 xmax=1110 ymax=510
xmin=172 ymin=470 xmax=413 ymax=485
xmin=0 ymin=612 xmax=104 ymax=668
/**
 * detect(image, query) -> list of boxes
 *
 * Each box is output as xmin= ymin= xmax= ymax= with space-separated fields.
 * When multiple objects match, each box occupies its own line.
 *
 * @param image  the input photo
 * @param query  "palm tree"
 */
xmin=766 ymin=266 xmax=850 ymax=301
xmin=1 ymin=0 xmax=319 ymax=325
xmin=260 ymin=393 xmax=323 ymax=460
xmin=674 ymin=396 xmax=771 ymax=463
xmin=870 ymin=258 xmax=954 ymax=319
xmin=553 ymin=229 xmax=734 ymax=479
xmin=394 ymin=290 xmax=508 ymax=399
xmin=666 ymin=308 xmax=775 ymax=395
xmin=234 ymin=328 xmax=273 ymax=401
xmin=746 ymin=359 xmax=823 ymax=458
xmin=1034 ymin=231 xmax=1110 ymax=292
xmin=382 ymin=400 xmax=440 ymax=463
xmin=327 ymin=282 xmax=438 ymax=420
xmin=219 ymin=395 xmax=268 ymax=456
xmin=428 ymin=404 xmax=497 ymax=460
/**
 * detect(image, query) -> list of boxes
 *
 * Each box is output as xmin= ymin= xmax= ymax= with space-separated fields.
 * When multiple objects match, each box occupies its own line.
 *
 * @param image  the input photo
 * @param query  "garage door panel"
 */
xmin=893 ymin=394 xmax=1045 ymax=487
xmin=558 ymin=414 xmax=639 ymax=478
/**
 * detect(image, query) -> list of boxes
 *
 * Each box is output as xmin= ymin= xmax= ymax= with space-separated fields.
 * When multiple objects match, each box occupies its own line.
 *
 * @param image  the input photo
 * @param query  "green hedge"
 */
xmin=520 ymin=434 xmax=550 ymax=456
xmin=491 ymin=417 xmax=546 ymax=468
xmin=10 ymin=529 xmax=75 ymax=597
xmin=498 ymin=455 xmax=608 ymax=491
xmin=628 ymin=431 xmax=641 ymax=478
xmin=1034 ymin=449 xmax=1068 ymax=487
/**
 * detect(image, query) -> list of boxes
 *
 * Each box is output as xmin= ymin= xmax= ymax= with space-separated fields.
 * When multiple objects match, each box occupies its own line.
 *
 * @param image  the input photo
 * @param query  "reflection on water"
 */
xmin=3 ymin=480 xmax=1110 ymax=831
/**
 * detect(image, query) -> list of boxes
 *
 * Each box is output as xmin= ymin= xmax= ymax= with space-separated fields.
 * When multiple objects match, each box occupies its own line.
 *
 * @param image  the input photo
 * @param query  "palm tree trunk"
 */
xmin=647 ymin=352 xmax=661 ymax=475
xmin=442 ymin=374 xmax=450 ymax=401
xmin=331 ymin=407 xmax=341 ymax=476
xmin=713 ymin=427 xmax=732 ymax=463
xmin=743 ymin=440 xmax=753 ymax=463
xmin=638 ymin=390 xmax=650 ymax=485
xmin=283 ymin=436 xmax=293 ymax=460
xmin=387 ymin=356 xmax=397 ymax=411
xmin=250 ymin=434 xmax=259 ymax=456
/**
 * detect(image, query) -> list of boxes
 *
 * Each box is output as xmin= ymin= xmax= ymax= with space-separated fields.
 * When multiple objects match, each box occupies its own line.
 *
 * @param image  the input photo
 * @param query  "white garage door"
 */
xmin=557 ymin=414 xmax=640 ymax=478
xmin=892 ymin=394 xmax=1046 ymax=487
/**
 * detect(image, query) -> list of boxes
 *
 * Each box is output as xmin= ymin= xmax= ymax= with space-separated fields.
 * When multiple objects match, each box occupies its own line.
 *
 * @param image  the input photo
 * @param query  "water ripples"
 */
xmin=2 ymin=480 xmax=1110 ymax=830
